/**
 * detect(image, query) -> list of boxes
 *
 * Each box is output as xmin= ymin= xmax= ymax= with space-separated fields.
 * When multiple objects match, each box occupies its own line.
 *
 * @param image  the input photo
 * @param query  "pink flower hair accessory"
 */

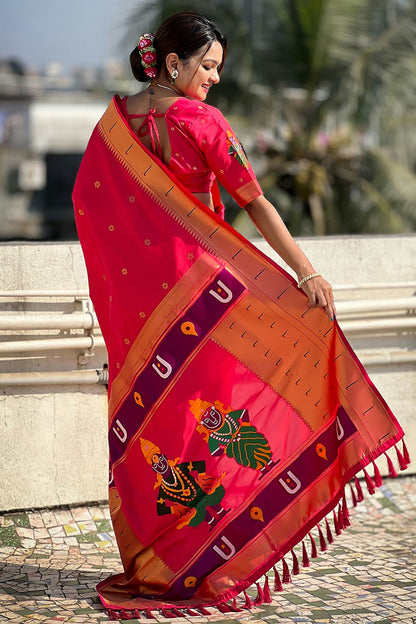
xmin=137 ymin=33 xmax=158 ymax=78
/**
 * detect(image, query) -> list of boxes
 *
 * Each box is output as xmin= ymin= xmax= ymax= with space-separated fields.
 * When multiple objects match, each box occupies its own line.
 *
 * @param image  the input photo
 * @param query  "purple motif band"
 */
xmin=109 ymin=268 xmax=246 ymax=465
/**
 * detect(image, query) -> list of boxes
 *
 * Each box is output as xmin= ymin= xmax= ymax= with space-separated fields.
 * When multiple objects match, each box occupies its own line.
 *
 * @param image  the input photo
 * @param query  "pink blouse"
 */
xmin=118 ymin=95 xmax=263 ymax=208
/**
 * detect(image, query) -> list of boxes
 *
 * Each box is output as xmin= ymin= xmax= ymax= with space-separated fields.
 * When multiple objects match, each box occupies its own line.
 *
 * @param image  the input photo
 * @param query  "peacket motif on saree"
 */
xmin=73 ymin=97 xmax=408 ymax=616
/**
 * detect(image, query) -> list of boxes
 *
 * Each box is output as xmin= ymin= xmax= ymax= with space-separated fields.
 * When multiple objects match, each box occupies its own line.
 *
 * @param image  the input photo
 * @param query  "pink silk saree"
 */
xmin=73 ymin=97 xmax=409 ymax=619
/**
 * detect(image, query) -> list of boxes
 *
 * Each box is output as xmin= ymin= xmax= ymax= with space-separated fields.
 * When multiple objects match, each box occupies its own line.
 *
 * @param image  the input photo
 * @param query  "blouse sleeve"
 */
xmin=189 ymin=104 xmax=263 ymax=207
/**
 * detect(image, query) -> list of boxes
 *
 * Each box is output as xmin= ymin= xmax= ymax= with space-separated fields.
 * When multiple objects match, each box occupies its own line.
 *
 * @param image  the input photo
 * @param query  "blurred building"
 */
xmin=0 ymin=58 xmax=131 ymax=240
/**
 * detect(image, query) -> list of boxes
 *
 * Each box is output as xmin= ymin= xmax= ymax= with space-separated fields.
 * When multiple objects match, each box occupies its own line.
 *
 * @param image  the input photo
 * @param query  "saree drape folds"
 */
xmin=73 ymin=98 xmax=407 ymax=616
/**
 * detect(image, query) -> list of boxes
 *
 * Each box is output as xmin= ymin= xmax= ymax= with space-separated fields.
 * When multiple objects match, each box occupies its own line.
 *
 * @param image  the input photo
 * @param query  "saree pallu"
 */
xmin=73 ymin=97 xmax=408 ymax=618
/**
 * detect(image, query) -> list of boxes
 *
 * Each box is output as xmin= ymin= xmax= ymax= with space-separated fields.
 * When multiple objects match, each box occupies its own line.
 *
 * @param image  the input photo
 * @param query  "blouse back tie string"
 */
xmin=128 ymin=108 xmax=164 ymax=160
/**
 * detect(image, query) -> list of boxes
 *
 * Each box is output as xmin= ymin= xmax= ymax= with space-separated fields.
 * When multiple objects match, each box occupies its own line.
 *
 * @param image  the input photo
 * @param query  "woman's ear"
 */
xmin=165 ymin=52 xmax=180 ymax=75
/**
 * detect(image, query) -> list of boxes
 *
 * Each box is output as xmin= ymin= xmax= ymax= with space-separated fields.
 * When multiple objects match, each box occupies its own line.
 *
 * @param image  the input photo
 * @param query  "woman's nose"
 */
xmin=210 ymin=69 xmax=220 ymax=84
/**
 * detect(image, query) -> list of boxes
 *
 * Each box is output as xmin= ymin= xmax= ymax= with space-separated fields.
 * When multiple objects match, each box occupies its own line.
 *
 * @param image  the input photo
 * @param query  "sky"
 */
xmin=0 ymin=0 xmax=150 ymax=72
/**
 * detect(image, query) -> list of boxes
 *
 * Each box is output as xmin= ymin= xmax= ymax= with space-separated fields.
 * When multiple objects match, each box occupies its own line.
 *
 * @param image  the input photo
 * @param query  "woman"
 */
xmin=73 ymin=11 xmax=407 ymax=619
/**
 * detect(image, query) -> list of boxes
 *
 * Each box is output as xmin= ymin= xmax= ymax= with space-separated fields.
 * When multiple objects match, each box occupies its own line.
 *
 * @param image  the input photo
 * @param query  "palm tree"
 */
xmin=247 ymin=0 xmax=416 ymax=235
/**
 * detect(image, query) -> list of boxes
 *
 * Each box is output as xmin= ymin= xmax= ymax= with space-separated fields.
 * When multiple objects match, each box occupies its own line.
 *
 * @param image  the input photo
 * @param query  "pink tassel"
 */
xmin=146 ymin=609 xmax=155 ymax=619
xmin=318 ymin=525 xmax=327 ymax=551
xmin=109 ymin=612 xmax=119 ymax=621
xmin=217 ymin=602 xmax=232 ymax=613
xmin=349 ymin=482 xmax=358 ymax=507
xmin=244 ymin=590 xmax=253 ymax=609
xmin=302 ymin=541 xmax=310 ymax=567
xmin=199 ymin=606 xmax=211 ymax=615
xmin=133 ymin=609 xmax=141 ymax=618
xmin=231 ymin=597 xmax=242 ymax=612
xmin=161 ymin=608 xmax=176 ymax=618
xmin=342 ymin=493 xmax=350 ymax=527
xmin=354 ymin=476 xmax=364 ymax=502
xmin=263 ymin=575 xmax=272 ymax=603
xmin=386 ymin=452 xmax=397 ymax=478
xmin=309 ymin=532 xmax=318 ymax=558
xmin=325 ymin=517 xmax=334 ymax=543
xmin=120 ymin=610 xmax=130 ymax=621
xmin=395 ymin=445 xmax=408 ymax=471
xmin=363 ymin=468 xmax=375 ymax=495
xmin=282 ymin=557 xmax=292 ymax=583
xmin=291 ymin=548 xmax=300 ymax=575
xmin=402 ymin=439 xmax=411 ymax=465
xmin=273 ymin=566 xmax=283 ymax=591
xmin=254 ymin=582 xmax=264 ymax=605
xmin=373 ymin=461 xmax=383 ymax=487
xmin=187 ymin=608 xmax=199 ymax=617
xmin=333 ymin=509 xmax=341 ymax=535
xmin=337 ymin=504 xmax=344 ymax=531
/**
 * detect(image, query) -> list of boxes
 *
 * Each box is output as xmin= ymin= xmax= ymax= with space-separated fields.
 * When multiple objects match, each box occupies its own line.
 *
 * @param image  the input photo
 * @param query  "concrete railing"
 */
xmin=0 ymin=284 xmax=415 ymax=380
xmin=0 ymin=236 xmax=414 ymax=512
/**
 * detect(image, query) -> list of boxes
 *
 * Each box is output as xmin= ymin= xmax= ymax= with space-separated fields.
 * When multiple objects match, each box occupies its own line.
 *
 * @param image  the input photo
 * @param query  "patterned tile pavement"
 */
xmin=1 ymin=476 xmax=416 ymax=624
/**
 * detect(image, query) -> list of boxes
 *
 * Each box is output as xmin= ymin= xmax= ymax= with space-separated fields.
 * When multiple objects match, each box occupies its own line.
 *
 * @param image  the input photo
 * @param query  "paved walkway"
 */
xmin=1 ymin=476 xmax=416 ymax=624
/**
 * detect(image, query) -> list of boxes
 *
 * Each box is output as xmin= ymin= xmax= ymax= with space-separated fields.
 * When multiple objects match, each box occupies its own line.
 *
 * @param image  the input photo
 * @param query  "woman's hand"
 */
xmin=299 ymin=274 xmax=336 ymax=321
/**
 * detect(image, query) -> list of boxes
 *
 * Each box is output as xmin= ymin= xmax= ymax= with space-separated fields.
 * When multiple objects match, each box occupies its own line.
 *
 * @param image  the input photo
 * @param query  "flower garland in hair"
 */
xmin=137 ymin=33 xmax=158 ymax=78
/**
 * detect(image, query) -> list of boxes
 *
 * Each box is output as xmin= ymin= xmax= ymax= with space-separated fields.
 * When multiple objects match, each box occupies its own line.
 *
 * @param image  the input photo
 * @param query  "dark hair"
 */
xmin=130 ymin=11 xmax=227 ymax=83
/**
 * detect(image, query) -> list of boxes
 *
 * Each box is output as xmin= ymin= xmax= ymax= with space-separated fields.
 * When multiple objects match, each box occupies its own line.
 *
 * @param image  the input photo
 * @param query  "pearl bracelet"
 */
xmin=297 ymin=272 xmax=321 ymax=288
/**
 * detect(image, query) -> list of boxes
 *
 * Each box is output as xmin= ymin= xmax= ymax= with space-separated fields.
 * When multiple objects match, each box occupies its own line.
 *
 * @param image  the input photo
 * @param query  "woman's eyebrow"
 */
xmin=203 ymin=57 xmax=221 ymax=65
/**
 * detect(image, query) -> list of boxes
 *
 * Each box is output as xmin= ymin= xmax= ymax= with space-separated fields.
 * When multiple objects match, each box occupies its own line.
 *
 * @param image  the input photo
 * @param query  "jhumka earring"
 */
xmin=170 ymin=69 xmax=179 ymax=84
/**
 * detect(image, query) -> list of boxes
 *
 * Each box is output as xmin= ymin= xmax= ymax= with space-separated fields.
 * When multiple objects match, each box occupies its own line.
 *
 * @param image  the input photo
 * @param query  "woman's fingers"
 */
xmin=301 ymin=277 xmax=336 ymax=321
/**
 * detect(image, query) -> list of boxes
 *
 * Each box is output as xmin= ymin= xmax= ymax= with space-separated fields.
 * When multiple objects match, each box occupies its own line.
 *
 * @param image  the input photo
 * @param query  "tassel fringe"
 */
xmin=325 ymin=517 xmax=334 ymax=544
xmin=104 ymin=440 xmax=409 ymax=619
xmin=302 ymin=540 xmax=310 ymax=567
xmin=254 ymin=582 xmax=264 ymax=605
xmin=402 ymin=439 xmax=411 ymax=466
xmin=395 ymin=445 xmax=408 ymax=471
xmin=282 ymin=557 xmax=292 ymax=583
xmin=291 ymin=548 xmax=300 ymax=575
xmin=363 ymin=468 xmax=375 ymax=495
xmin=309 ymin=532 xmax=318 ymax=558
xmin=342 ymin=493 xmax=350 ymax=527
xmin=198 ymin=606 xmax=211 ymax=615
xmin=243 ymin=590 xmax=252 ymax=609
xmin=354 ymin=476 xmax=364 ymax=502
xmin=318 ymin=524 xmax=327 ymax=551
xmin=373 ymin=461 xmax=383 ymax=487
xmin=263 ymin=575 xmax=272 ymax=603
xmin=386 ymin=452 xmax=398 ymax=478
xmin=273 ymin=565 xmax=283 ymax=591
xmin=349 ymin=482 xmax=358 ymax=507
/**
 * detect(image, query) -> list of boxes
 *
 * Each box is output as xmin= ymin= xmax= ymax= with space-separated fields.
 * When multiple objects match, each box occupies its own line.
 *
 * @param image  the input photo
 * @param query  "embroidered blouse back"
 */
xmin=118 ymin=95 xmax=262 ymax=208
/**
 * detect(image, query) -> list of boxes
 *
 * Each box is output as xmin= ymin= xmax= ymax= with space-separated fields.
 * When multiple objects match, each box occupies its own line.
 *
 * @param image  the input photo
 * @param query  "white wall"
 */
xmin=0 ymin=236 xmax=414 ymax=511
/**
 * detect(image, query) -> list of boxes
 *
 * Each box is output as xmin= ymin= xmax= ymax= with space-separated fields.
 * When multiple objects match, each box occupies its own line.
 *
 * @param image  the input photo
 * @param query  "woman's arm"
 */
xmin=245 ymin=195 xmax=336 ymax=321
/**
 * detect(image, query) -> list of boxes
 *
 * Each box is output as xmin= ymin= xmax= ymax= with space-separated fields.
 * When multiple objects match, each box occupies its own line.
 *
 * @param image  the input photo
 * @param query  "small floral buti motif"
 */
xmin=94 ymin=181 xmax=101 ymax=189
xmin=121 ymin=268 xmax=128 ymax=276
xmin=226 ymin=131 xmax=249 ymax=169
xmin=162 ymin=282 xmax=169 ymax=290
xmin=144 ymin=239 xmax=151 ymax=246
xmin=108 ymin=224 xmax=115 ymax=232
xmin=129 ymin=196 xmax=136 ymax=203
